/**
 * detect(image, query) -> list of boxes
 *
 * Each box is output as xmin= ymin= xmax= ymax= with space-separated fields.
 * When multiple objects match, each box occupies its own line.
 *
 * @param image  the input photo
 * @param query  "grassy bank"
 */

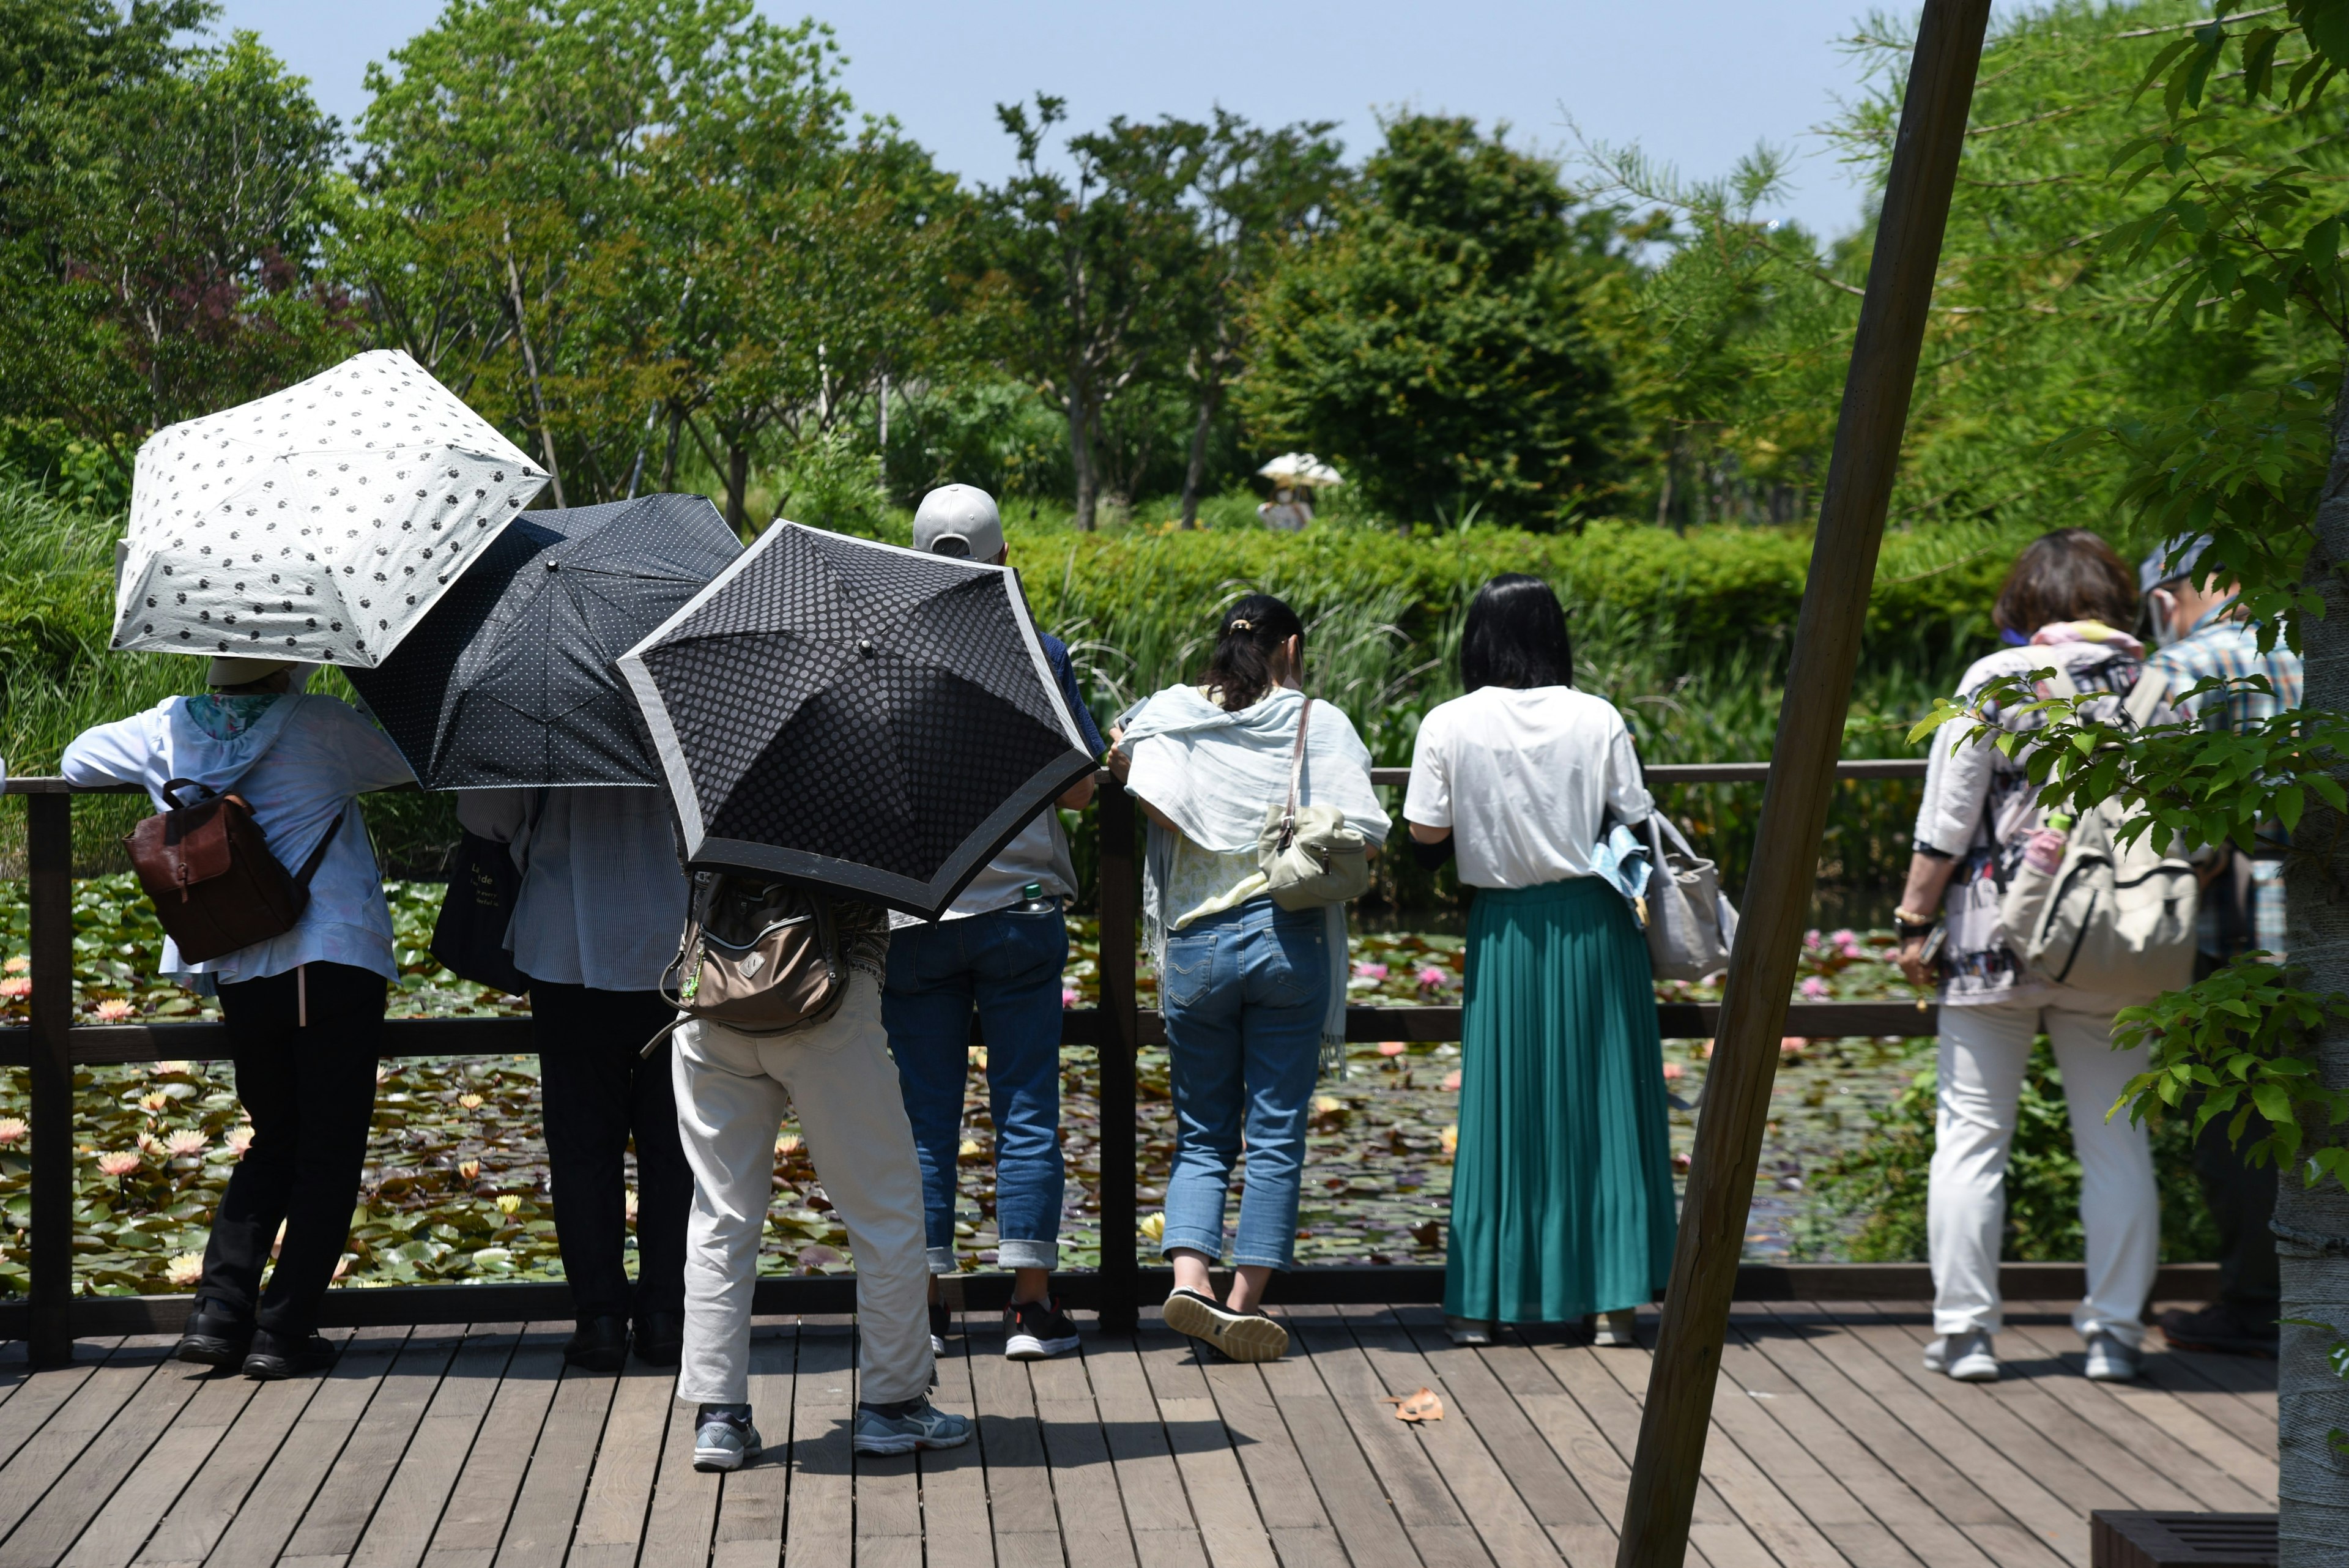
xmin=3 ymin=480 xmax=2014 ymax=890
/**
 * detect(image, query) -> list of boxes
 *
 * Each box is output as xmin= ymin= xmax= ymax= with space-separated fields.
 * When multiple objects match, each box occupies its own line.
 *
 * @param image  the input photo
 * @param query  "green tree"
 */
xmin=0 ymin=2 xmax=349 ymax=483
xmin=1238 ymin=114 xmax=1630 ymax=530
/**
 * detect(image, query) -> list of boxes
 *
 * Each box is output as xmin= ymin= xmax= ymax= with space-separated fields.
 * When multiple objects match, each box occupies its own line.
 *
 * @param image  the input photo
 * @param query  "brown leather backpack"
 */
xmin=639 ymin=871 xmax=846 ymax=1056
xmin=124 ymin=779 xmax=344 ymax=964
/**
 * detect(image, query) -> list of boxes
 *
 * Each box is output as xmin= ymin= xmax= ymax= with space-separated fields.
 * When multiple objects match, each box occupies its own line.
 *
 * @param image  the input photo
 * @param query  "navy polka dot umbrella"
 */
xmin=617 ymin=522 xmax=1097 ymax=918
xmin=346 ymin=493 xmax=743 ymax=789
xmin=111 ymin=349 xmax=547 ymax=667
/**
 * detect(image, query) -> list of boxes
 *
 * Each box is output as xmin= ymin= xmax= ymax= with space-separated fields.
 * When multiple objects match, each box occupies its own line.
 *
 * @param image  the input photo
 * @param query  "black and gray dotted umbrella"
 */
xmin=112 ymin=349 xmax=547 ymax=666
xmin=617 ymin=522 xmax=1097 ymax=918
xmin=346 ymin=493 xmax=742 ymax=790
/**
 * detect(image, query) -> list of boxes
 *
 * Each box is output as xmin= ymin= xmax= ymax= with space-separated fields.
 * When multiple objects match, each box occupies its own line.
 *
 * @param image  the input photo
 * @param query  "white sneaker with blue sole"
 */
xmin=693 ymin=1410 xmax=762 ymax=1472
xmin=853 ymin=1397 xmax=972 ymax=1455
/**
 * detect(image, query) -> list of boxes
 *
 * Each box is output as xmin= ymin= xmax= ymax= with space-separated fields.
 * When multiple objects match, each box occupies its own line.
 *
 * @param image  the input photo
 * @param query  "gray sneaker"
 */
xmin=1922 ymin=1329 xmax=1999 ymax=1382
xmin=693 ymin=1408 xmax=762 ymax=1472
xmin=852 ymin=1397 xmax=972 ymax=1455
xmin=2084 ymin=1330 xmax=2140 ymax=1382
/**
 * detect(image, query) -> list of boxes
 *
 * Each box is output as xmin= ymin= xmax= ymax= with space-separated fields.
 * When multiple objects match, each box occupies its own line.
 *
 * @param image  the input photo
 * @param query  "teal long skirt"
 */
xmin=1444 ymin=875 xmax=1677 ymax=1323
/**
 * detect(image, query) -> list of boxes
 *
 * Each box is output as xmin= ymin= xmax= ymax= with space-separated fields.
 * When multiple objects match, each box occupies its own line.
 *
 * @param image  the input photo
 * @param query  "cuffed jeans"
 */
xmin=883 ymin=905 xmax=1068 ymax=1274
xmin=670 ymin=973 xmax=933 ymax=1406
xmin=530 ymin=983 xmax=691 ymax=1320
xmin=202 ymin=962 xmax=384 ymax=1334
xmin=1158 ymin=897 xmax=1329 ymax=1271
xmin=1929 ymin=994 xmax=2158 ymax=1347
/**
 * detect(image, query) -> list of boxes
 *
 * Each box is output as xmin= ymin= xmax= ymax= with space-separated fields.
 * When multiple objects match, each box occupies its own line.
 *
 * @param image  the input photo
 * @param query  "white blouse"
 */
xmin=1403 ymin=685 xmax=1653 ymax=890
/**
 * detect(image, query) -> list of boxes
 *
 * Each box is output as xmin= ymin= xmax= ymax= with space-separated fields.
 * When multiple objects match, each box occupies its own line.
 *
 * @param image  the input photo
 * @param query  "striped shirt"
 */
xmin=2145 ymin=610 xmax=2303 ymax=733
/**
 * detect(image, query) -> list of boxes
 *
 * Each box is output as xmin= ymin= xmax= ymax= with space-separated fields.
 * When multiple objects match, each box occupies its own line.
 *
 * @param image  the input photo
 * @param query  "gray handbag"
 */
xmin=1638 ymin=813 xmax=1738 ymax=981
xmin=1256 ymin=696 xmax=1373 ymax=910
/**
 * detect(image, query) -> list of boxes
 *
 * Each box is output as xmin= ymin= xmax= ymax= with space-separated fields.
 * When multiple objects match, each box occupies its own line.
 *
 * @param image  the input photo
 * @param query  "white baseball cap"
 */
xmin=911 ymin=485 xmax=1004 ymax=562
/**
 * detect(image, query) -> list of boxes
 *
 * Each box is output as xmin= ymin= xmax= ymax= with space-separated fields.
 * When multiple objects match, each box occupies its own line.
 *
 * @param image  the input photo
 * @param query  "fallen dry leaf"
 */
xmin=1381 ymin=1387 xmax=1444 ymax=1422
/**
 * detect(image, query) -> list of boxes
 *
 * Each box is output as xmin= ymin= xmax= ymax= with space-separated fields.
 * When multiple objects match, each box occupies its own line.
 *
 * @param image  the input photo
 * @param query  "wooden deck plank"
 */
xmin=0 ymin=1347 xmax=205 ymax=1568
xmin=247 ymin=1328 xmax=457 ymax=1566
xmin=1510 ymin=1326 xmax=1776 ymax=1568
xmin=58 ymin=1364 xmax=262 ymax=1568
xmin=0 ymin=1341 xmax=172 ymax=1547
xmin=564 ymin=1358 xmax=676 ymax=1568
xmin=855 ymin=1317 xmax=925 ymax=1568
xmin=1384 ymin=1309 xmax=1616 ymax=1568
xmin=707 ymin=1323 xmax=798 ymax=1568
xmin=910 ymin=1315 xmax=994 ymax=1568
xmin=1028 ymin=1344 xmax=1139 ymax=1568
xmin=1993 ymin=1315 xmax=2277 ymax=1503
xmin=781 ymin=1321 xmax=856 ymax=1568
xmin=1866 ymin=1304 xmax=2256 ymax=1513
xmin=635 ymin=1368 xmax=722 ymax=1568
xmin=1570 ymin=1320 xmax=1857 ymax=1568
xmin=1319 ymin=1306 xmax=1570 ymax=1568
xmin=966 ymin=1315 xmax=1069 ymax=1563
xmin=415 ymin=1324 xmax=570 ymax=1568
xmin=127 ymin=1330 xmax=354 ymax=1568
xmin=1743 ymin=1305 xmax=2070 ymax=1568
xmin=1717 ymin=1309 xmax=2005 ymax=1568
xmin=1247 ymin=1315 xmax=1435 ymax=1568
xmin=1161 ymin=1326 xmax=1350 ymax=1568
xmin=0 ymin=1342 xmax=121 ymax=1476
xmin=1083 ymin=1328 xmax=1213 ymax=1548
xmin=1132 ymin=1321 xmax=1281 ymax=1568
xmin=344 ymin=1325 xmax=526 ymax=1568
xmin=491 ymin=1361 xmax=621 ymax=1568
xmin=2118 ymin=1338 xmax=2279 ymax=1457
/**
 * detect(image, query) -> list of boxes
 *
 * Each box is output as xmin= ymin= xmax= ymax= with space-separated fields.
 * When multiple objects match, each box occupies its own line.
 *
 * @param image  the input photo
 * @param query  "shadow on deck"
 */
xmin=0 ymin=1299 xmax=2276 ymax=1568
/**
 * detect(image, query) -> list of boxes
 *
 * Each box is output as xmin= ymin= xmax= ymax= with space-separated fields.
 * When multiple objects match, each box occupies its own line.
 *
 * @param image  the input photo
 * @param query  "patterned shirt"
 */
xmin=2145 ymin=609 xmax=2303 ymax=734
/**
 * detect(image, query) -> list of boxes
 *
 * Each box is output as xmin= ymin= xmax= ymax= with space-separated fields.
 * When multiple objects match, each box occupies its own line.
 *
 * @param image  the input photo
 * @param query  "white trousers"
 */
xmin=1929 ymin=994 xmax=2158 ymax=1347
xmin=670 ymin=974 xmax=934 ymax=1406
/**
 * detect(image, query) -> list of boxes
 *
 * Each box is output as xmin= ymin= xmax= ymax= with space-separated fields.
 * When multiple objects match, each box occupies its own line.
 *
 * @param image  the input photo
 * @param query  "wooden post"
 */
xmin=1094 ymin=775 xmax=1141 ymax=1334
xmin=27 ymin=792 xmax=76 ymax=1367
xmin=1612 ymin=3 xmax=1991 ymax=1562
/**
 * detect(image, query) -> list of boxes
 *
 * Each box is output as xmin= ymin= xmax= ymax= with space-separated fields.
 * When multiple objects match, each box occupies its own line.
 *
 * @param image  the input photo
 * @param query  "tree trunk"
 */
xmin=1179 ymin=384 xmax=1217 ymax=529
xmin=1068 ymin=382 xmax=1097 ymax=533
xmin=2282 ymin=357 xmax=2349 ymax=1565
xmin=500 ymin=220 xmax=565 ymax=510
xmin=659 ymin=407 xmax=684 ymax=490
xmin=724 ymin=442 xmax=751 ymax=534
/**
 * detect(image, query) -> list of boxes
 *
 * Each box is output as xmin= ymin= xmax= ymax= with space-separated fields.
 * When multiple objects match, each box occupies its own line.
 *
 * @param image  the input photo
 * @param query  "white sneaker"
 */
xmin=2084 ymin=1330 xmax=2140 ymax=1382
xmin=1923 ymin=1330 xmax=1998 ymax=1381
xmin=1592 ymin=1310 xmax=1639 ymax=1348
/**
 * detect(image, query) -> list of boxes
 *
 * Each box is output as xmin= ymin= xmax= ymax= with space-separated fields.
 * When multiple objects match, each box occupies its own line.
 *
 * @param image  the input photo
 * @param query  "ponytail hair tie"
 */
xmin=1228 ymin=617 xmax=1253 ymax=632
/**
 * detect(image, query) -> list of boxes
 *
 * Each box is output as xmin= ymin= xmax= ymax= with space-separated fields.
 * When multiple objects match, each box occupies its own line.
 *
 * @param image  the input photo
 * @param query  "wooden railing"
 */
xmin=1 ymin=759 xmax=1943 ymax=1365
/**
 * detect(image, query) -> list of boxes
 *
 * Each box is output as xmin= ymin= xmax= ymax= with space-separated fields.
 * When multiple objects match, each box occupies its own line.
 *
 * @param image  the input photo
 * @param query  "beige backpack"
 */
xmin=1997 ymin=667 xmax=2198 ymax=997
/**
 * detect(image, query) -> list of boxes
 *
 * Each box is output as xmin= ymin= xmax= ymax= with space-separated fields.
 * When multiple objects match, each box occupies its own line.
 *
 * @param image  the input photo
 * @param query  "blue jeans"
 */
xmin=882 ymin=907 xmax=1068 ymax=1273
xmin=1158 ymin=897 xmax=1330 ymax=1271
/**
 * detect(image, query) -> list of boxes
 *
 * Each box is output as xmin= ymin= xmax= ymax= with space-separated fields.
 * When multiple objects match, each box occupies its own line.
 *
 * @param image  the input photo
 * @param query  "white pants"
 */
xmin=1929 ymin=995 xmax=2158 ymax=1347
xmin=670 ymin=974 xmax=934 ymax=1406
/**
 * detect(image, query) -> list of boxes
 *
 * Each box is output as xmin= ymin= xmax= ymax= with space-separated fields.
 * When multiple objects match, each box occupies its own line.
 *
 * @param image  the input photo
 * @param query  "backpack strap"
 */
xmin=292 ymin=808 xmax=346 ymax=891
xmin=2124 ymin=666 xmax=2170 ymax=729
xmin=1277 ymin=697 xmax=1313 ymax=853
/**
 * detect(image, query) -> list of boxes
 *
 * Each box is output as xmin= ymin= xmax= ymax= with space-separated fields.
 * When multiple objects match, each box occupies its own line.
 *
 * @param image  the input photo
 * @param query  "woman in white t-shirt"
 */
xmin=1403 ymin=575 xmax=1675 ymax=1348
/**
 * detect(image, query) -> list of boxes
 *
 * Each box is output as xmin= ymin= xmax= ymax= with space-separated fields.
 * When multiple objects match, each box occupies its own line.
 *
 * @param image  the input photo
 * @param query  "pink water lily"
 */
xmin=0 ymin=977 xmax=29 ymax=1000
xmin=226 ymin=1126 xmax=254 ymax=1155
xmin=1061 ymin=987 xmax=1082 ymax=1008
xmin=92 ymin=998 xmax=136 ymax=1024
xmin=96 ymin=1151 xmax=142 ymax=1178
xmin=0 ymin=1117 xmax=24 ymax=1146
xmin=1377 ymin=1041 xmax=1407 ymax=1057
xmin=1353 ymin=962 xmax=1389 ymax=981
xmin=1417 ymin=966 xmax=1449 ymax=988
xmin=1800 ymin=977 xmax=1829 ymax=998
xmin=165 ymin=1129 xmax=209 ymax=1158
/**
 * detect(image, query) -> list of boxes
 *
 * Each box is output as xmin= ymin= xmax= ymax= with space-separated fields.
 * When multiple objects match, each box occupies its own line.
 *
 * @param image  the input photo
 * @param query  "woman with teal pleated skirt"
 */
xmin=1403 ymin=575 xmax=1677 ymax=1348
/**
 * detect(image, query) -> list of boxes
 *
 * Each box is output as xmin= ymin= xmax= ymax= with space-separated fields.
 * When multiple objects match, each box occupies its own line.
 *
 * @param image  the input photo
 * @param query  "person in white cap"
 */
xmin=61 ymin=656 xmax=414 ymax=1378
xmin=888 ymin=485 xmax=1102 ymax=1360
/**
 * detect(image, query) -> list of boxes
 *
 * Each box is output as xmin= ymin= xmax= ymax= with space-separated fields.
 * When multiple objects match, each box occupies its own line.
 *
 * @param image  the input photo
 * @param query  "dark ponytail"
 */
xmin=1200 ymin=593 xmax=1304 ymax=710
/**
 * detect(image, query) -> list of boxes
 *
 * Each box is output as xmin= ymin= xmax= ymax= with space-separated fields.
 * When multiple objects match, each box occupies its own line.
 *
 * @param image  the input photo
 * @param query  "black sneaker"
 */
xmin=1004 ymin=1296 xmax=1082 ymax=1361
xmin=633 ymin=1311 xmax=684 ymax=1367
xmin=242 ymin=1327 xmax=333 ymax=1381
xmin=1162 ymin=1288 xmax=1287 ymax=1363
xmin=929 ymin=1300 xmax=953 ymax=1357
xmin=565 ymin=1315 xmax=629 ymax=1373
xmin=2158 ymin=1301 xmax=2279 ymax=1358
xmin=176 ymin=1298 xmax=252 ymax=1369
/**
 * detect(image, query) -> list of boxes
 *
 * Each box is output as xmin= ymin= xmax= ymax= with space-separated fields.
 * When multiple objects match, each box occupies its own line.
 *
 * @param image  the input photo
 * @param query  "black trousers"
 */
xmin=2189 ymin=946 xmax=2280 ymax=1314
xmin=201 ymin=962 xmax=385 ymax=1334
xmin=530 ymin=983 xmax=691 ymax=1319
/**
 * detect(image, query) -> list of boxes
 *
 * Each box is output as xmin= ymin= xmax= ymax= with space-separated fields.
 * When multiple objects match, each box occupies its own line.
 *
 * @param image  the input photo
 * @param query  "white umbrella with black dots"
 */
xmin=112 ymin=349 xmax=549 ymax=667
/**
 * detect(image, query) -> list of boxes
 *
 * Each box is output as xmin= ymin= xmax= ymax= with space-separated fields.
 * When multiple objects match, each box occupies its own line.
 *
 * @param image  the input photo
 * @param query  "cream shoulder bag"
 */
xmin=1256 ymin=697 xmax=1373 ymax=910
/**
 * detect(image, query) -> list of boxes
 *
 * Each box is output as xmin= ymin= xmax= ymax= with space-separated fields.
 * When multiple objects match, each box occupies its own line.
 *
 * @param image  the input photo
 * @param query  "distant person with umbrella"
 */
xmin=62 ymin=655 xmax=415 ymax=1379
xmin=883 ymin=485 xmax=1103 ymax=1364
xmin=1255 ymin=453 xmax=1341 ymax=531
xmin=349 ymin=493 xmax=744 ymax=1378
xmin=616 ymin=520 xmax=1097 ymax=1471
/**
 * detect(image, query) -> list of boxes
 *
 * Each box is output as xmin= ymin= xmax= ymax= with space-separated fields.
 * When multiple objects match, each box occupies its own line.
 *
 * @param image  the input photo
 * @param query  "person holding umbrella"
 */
xmin=883 ymin=485 xmax=1102 ymax=1362
xmin=62 ymin=656 xmax=415 ymax=1378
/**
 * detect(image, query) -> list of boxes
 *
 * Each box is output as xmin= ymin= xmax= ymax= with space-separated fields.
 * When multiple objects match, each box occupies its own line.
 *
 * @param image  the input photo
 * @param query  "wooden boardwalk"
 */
xmin=0 ymin=1299 xmax=2274 ymax=1568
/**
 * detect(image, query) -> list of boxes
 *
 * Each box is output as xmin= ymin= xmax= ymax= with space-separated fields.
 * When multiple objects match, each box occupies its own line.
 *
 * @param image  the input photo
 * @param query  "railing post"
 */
xmin=1094 ymin=776 xmax=1140 ymax=1334
xmin=28 ymin=792 xmax=75 ymax=1367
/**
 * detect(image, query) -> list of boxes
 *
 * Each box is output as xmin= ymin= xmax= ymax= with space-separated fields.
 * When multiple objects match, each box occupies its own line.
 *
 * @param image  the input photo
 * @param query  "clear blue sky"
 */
xmin=206 ymin=0 xmax=1911 ymax=241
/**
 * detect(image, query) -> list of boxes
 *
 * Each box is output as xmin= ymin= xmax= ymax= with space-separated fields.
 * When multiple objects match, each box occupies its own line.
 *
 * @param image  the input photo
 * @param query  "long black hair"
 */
xmin=1460 ymin=574 xmax=1573 ymax=691
xmin=1200 ymin=593 xmax=1305 ymax=710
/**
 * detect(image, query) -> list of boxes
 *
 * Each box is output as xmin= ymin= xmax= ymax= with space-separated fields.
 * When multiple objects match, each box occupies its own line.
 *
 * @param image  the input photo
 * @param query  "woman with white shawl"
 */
xmin=1108 ymin=595 xmax=1389 ymax=1362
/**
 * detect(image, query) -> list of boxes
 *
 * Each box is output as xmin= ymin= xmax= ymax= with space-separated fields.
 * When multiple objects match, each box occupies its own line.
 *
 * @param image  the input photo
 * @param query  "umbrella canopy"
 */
xmin=113 ymin=349 xmax=548 ymax=667
xmin=346 ymin=492 xmax=743 ymax=790
xmin=617 ymin=522 xmax=1097 ymax=919
xmin=1256 ymin=451 xmax=1343 ymax=487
